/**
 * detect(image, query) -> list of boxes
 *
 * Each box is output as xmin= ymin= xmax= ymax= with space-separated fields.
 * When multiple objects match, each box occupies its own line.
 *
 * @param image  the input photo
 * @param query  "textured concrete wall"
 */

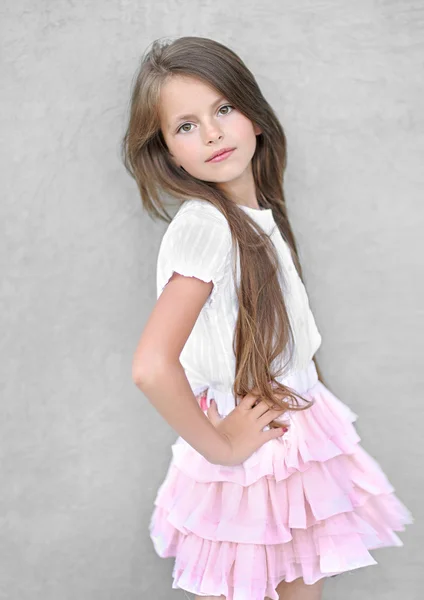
xmin=1 ymin=1 xmax=422 ymax=598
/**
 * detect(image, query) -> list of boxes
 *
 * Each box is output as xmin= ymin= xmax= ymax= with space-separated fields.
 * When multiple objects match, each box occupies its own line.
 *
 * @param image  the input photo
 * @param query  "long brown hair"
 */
xmin=121 ymin=36 xmax=325 ymax=425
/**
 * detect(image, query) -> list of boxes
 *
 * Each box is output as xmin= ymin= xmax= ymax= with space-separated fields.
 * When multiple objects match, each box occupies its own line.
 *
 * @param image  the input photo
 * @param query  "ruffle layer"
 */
xmin=149 ymin=374 xmax=413 ymax=600
xmin=171 ymin=380 xmax=362 ymax=487
xmin=151 ymin=450 xmax=409 ymax=544
xmin=151 ymin=498 xmax=403 ymax=600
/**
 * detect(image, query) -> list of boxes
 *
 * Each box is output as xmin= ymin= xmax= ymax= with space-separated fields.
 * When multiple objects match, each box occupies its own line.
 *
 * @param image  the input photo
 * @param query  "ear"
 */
xmin=254 ymin=122 xmax=263 ymax=136
xmin=167 ymin=149 xmax=179 ymax=167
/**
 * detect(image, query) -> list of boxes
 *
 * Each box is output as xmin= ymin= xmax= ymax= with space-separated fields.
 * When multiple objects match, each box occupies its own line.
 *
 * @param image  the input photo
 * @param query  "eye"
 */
xmin=218 ymin=104 xmax=234 ymax=116
xmin=177 ymin=122 xmax=194 ymax=134
xmin=176 ymin=104 xmax=234 ymax=134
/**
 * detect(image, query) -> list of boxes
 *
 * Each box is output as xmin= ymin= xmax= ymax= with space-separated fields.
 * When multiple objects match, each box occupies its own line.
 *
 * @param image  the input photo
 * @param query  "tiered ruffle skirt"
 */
xmin=149 ymin=361 xmax=413 ymax=600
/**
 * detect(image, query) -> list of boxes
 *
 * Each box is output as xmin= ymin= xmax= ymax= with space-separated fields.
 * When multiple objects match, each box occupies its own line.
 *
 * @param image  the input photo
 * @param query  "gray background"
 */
xmin=1 ymin=1 xmax=422 ymax=599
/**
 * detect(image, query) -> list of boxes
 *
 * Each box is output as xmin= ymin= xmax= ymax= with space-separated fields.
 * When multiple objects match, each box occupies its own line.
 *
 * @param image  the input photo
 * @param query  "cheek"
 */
xmin=163 ymin=131 xmax=193 ymax=162
xmin=232 ymin=114 xmax=257 ymax=140
xmin=173 ymin=136 xmax=200 ymax=164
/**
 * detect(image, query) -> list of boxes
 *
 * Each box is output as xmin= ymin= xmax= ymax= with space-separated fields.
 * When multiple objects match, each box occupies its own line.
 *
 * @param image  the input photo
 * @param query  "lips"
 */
xmin=206 ymin=147 xmax=236 ymax=162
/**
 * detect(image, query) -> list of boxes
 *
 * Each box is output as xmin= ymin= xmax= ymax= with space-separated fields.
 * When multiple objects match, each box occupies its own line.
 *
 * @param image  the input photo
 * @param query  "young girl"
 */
xmin=121 ymin=36 xmax=412 ymax=600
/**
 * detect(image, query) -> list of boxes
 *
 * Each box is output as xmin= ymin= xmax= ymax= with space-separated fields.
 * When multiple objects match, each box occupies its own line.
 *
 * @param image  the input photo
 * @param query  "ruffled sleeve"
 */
xmin=156 ymin=205 xmax=232 ymax=310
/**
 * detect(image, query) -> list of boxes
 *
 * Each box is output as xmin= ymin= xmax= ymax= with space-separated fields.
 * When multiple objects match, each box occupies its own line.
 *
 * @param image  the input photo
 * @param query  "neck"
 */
xmin=217 ymin=162 xmax=260 ymax=209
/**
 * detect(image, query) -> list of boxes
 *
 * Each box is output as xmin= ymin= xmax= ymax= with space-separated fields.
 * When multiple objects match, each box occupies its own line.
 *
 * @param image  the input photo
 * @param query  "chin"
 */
xmin=205 ymin=165 xmax=248 ymax=182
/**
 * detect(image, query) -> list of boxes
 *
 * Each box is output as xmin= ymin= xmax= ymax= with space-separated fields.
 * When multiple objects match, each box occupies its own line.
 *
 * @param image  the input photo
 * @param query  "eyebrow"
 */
xmin=169 ymin=96 xmax=228 ymax=131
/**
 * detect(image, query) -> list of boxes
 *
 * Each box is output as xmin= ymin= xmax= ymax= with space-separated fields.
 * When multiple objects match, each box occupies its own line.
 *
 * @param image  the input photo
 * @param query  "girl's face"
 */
xmin=159 ymin=75 xmax=261 ymax=185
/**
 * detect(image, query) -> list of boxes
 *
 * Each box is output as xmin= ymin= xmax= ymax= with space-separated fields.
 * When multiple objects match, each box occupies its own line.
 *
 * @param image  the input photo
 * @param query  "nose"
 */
xmin=202 ymin=121 xmax=224 ymax=145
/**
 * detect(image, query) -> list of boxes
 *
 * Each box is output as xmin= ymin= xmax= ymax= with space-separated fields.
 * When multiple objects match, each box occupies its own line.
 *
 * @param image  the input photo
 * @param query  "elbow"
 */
xmin=132 ymin=361 xmax=156 ymax=389
xmin=131 ymin=354 xmax=172 ymax=390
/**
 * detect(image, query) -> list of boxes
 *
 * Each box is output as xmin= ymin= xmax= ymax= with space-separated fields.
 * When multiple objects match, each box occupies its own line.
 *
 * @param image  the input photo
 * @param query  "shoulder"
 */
xmin=156 ymin=199 xmax=233 ymax=307
xmin=160 ymin=198 xmax=231 ymax=250
xmin=171 ymin=198 xmax=229 ymax=228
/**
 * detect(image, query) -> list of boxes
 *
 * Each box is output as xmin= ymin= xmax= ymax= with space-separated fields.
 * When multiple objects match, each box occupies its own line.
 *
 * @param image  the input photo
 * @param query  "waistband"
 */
xmin=192 ymin=359 xmax=318 ymax=419
xmin=276 ymin=359 xmax=318 ymax=394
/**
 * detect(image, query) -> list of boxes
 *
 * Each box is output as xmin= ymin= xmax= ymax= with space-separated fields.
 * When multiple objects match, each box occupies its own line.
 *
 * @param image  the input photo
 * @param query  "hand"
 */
xmin=205 ymin=389 xmax=289 ymax=466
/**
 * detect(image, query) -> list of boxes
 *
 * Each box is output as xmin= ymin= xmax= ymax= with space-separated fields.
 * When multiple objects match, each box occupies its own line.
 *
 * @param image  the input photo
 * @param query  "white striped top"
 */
xmin=156 ymin=198 xmax=322 ymax=394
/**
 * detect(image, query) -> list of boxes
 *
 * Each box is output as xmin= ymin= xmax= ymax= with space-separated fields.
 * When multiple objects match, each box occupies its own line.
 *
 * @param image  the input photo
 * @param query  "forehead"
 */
xmin=159 ymin=75 xmax=223 ymax=128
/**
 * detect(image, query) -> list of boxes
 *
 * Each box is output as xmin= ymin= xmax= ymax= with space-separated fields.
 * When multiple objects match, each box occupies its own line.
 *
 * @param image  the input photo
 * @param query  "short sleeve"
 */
xmin=156 ymin=207 xmax=232 ymax=309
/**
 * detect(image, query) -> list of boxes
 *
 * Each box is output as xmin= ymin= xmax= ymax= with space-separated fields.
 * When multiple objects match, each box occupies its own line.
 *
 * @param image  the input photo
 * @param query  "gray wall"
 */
xmin=1 ymin=1 xmax=422 ymax=598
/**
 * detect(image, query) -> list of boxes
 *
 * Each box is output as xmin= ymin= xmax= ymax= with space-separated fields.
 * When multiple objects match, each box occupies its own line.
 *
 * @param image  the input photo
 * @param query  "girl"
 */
xmin=121 ymin=36 xmax=412 ymax=600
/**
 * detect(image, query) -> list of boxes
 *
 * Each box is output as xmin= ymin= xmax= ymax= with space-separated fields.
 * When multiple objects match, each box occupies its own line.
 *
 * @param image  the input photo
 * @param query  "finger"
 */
xmin=241 ymin=383 xmax=282 ymax=408
xmin=257 ymin=408 xmax=288 ymax=430
xmin=206 ymin=399 xmax=216 ymax=415
xmin=239 ymin=389 xmax=263 ymax=409
xmin=252 ymin=400 xmax=286 ymax=419
xmin=206 ymin=399 xmax=220 ymax=424
xmin=263 ymin=426 xmax=287 ymax=442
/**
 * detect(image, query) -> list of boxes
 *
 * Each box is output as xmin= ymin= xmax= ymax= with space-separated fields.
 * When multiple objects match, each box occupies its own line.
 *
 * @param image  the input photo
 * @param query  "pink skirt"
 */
xmin=149 ymin=360 xmax=413 ymax=600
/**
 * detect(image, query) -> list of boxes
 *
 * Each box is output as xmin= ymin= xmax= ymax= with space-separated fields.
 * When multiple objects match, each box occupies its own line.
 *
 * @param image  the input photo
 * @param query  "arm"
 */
xmin=132 ymin=272 xmax=229 ymax=465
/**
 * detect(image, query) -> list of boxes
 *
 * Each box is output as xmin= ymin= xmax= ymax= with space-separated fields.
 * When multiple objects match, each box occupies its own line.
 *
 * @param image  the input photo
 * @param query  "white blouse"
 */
xmin=156 ymin=198 xmax=322 ymax=395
